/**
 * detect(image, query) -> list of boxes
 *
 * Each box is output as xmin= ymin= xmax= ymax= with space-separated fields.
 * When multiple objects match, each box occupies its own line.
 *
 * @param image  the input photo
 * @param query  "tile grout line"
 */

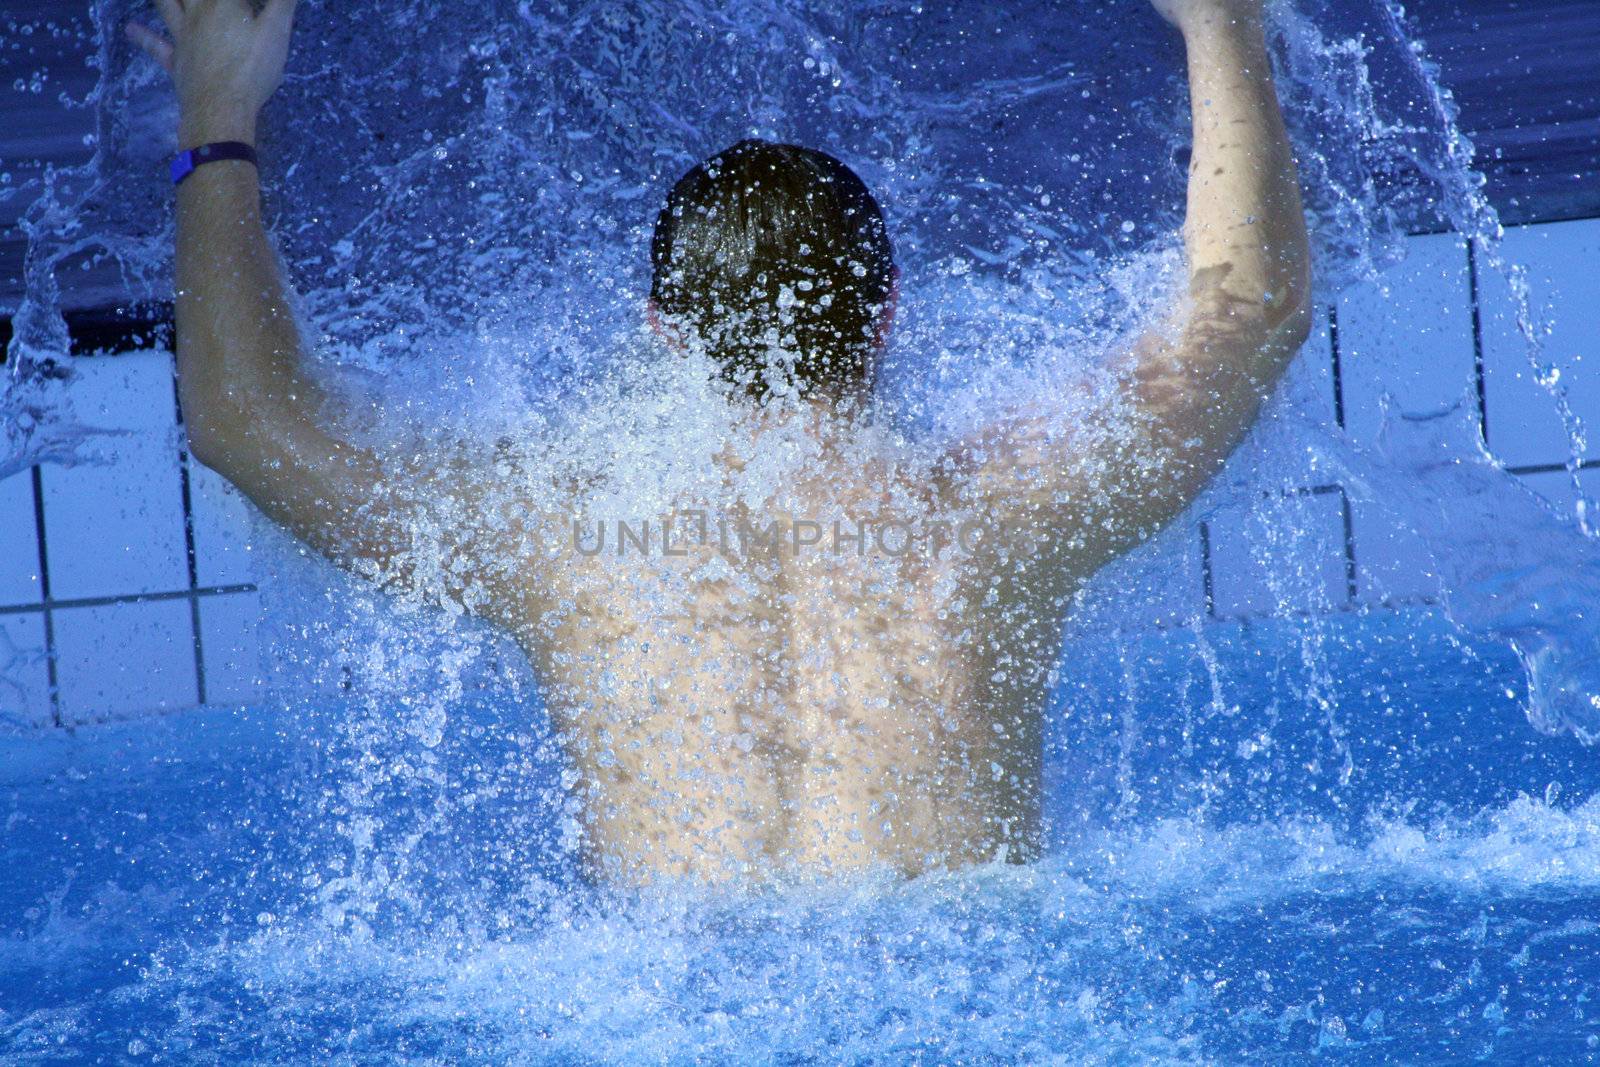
xmin=29 ymin=465 xmax=61 ymax=728
xmin=1465 ymin=237 xmax=1490 ymax=445
xmin=172 ymin=371 xmax=209 ymax=706
xmin=1327 ymin=304 xmax=1346 ymax=430
xmin=1399 ymin=212 xmax=1600 ymax=239
xmin=0 ymin=583 xmax=257 ymax=617
xmin=1508 ymin=457 xmax=1600 ymax=477
xmin=1336 ymin=486 xmax=1359 ymax=606
xmin=1292 ymin=483 xmax=1359 ymax=608
xmin=1201 ymin=483 xmax=1348 ymax=619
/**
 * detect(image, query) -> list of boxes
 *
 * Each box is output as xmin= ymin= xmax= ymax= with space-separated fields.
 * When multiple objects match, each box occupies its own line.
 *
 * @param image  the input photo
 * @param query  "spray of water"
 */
xmin=4 ymin=0 xmax=1600 ymax=1055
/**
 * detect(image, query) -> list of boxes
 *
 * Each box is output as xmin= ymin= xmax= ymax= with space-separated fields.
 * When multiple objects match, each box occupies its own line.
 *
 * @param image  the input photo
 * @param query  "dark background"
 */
xmin=2 ymin=0 xmax=1596 ymax=325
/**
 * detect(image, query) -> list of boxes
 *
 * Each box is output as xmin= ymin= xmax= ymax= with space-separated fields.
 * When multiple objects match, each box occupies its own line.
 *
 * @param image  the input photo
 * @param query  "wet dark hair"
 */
xmin=650 ymin=139 xmax=895 ymax=400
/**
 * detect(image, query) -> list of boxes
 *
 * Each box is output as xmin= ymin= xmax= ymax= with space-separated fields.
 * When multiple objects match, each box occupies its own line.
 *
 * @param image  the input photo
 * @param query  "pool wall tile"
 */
xmin=1085 ymin=528 xmax=1207 ymax=632
xmin=52 ymin=599 xmax=198 ymax=724
xmin=1204 ymin=488 xmax=1353 ymax=619
xmin=39 ymin=352 xmax=190 ymax=601
xmin=1336 ymin=233 xmax=1478 ymax=447
xmin=1517 ymin=467 xmax=1600 ymax=523
xmin=1140 ymin=539 xmax=1207 ymax=630
xmin=0 ymin=613 xmax=52 ymax=730
xmin=1348 ymin=498 xmax=1442 ymax=606
xmin=198 ymin=592 xmax=263 ymax=705
xmin=4 ymin=222 xmax=1599 ymax=726
xmin=1478 ymin=218 xmax=1600 ymax=469
xmin=188 ymin=460 xmax=256 ymax=588
xmin=1277 ymin=304 xmax=1339 ymax=430
xmin=0 ymin=472 xmax=42 ymax=608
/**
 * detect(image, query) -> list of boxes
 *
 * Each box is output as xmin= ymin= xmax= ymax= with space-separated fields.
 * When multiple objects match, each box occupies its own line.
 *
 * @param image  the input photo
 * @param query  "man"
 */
xmin=128 ymin=0 xmax=1310 ymax=882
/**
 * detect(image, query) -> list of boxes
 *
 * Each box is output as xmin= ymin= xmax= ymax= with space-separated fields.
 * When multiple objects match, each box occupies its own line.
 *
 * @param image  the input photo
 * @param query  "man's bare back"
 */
xmin=523 ymin=423 xmax=1049 ymax=881
xmin=134 ymin=0 xmax=1310 ymax=884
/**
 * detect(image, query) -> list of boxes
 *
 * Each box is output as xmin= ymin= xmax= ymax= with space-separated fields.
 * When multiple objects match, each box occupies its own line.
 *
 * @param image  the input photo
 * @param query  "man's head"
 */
xmin=649 ymin=139 xmax=897 ymax=402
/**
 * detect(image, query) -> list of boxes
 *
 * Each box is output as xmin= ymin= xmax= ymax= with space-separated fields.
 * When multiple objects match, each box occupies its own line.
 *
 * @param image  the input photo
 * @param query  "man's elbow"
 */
xmin=1280 ymin=297 xmax=1314 ymax=350
xmin=1278 ymin=247 xmax=1315 ymax=347
xmin=183 ymin=414 xmax=236 ymax=477
xmin=1265 ymin=278 xmax=1314 ymax=353
xmin=185 ymin=436 xmax=223 ymax=477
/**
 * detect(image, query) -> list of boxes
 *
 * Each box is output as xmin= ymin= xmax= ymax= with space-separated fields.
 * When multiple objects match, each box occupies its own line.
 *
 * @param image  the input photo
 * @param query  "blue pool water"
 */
xmin=5 ymin=611 xmax=1600 ymax=1062
xmin=6 ymin=0 xmax=1600 ymax=1061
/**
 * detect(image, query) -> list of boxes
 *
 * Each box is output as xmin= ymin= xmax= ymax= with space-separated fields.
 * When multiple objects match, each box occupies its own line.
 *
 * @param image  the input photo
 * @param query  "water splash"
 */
xmin=5 ymin=0 xmax=1600 ymax=1057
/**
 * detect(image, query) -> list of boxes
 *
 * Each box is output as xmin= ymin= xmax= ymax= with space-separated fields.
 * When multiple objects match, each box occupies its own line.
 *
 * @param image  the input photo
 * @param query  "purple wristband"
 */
xmin=170 ymin=141 xmax=258 ymax=186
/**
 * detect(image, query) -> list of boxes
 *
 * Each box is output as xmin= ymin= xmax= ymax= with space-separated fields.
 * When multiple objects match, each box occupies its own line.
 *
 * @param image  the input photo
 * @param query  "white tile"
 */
xmin=0 ymin=612 xmax=53 ymax=730
xmin=188 ymin=459 xmax=256 ymax=587
xmin=1277 ymin=304 xmax=1338 ymax=429
xmin=1140 ymin=533 xmax=1207 ymax=630
xmin=198 ymin=591 xmax=262 ymax=705
xmin=1336 ymin=232 xmax=1478 ymax=447
xmin=1348 ymin=498 xmax=1442 ymax=606
xmin=53 ymin=599 xmax=198 ymax=724
xmin=1517 ymin=467 xmax=1600 ymax=526
xmin=1205 ymin=488 xmax=1352 ymax=618
xmin=41 ymin=446 xmax=190 ymax=601
xmin=41 ymin=352 xmax=190 ymax=601
xmin=0 ymin=471 xmax=41 ymax=607
xmin=63 ymin=350 xmax=178 ymax=432
xmin=1083 ymin=524 xmax=1207 ymax=631
xmin=1479 ymin=219 xmax=1600 ymax=469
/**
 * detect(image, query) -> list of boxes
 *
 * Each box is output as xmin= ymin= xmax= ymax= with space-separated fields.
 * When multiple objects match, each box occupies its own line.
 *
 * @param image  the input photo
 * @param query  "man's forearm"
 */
xmin=174 ymin=146 xmax=311 ymax=471
xmin=1078 ymin=3 xmax=1312 ymax=553
xmin=131 ymin=0 xmax=481 ymax=595
xmin=1180 ymin=10 xmax=1310 ymax=337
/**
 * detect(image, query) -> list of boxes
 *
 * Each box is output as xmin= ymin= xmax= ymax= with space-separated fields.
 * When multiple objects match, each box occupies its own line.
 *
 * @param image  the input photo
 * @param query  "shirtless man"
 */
xmin=129 ymin=0 xmax=1309 ymax=882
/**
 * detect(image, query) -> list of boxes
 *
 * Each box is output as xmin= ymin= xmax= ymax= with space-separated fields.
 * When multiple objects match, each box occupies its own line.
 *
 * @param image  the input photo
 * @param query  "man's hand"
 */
xmin=126 ymin=0 xmax=296 ymax=147
xmin=1151 ymin=0 xmax=1263 ymax=34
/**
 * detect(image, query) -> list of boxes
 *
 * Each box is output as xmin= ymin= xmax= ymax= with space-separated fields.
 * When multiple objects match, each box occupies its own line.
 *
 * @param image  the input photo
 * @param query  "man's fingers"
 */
xmin=151 ymin=0 xmax=183 ymax=33
xmin=125 ymin=21 xmax=175 ymax=72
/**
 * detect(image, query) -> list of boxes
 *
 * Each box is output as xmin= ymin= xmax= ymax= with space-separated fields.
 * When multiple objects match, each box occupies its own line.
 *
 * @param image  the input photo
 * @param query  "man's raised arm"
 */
xmin=948 ymin=0 xmax=1311 ymax=585
xmin=130 ymin=0 xmax=532 ymax=619
xmin=1124 ymin=0 xmax=1313 ymax=519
